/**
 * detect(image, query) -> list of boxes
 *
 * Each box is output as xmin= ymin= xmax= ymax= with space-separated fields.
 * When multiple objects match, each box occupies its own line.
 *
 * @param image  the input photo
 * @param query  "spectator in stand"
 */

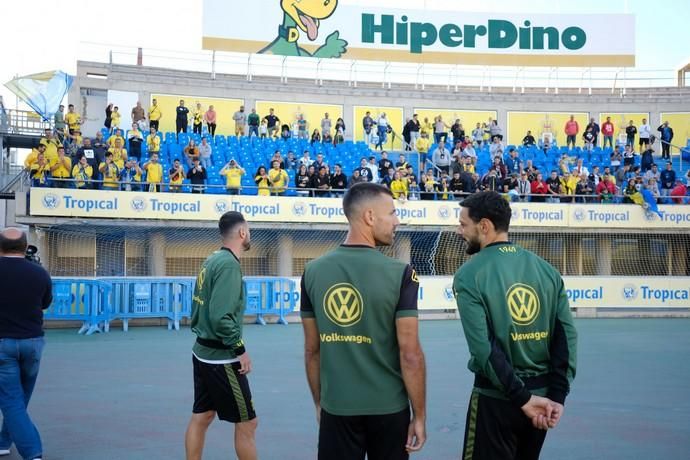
xmin=321 ymin=130 xmax=333 ymax=144
xmin=586 ymin=117 xmax=600 ymax=146
xmin=522 ymin=130 xmax=536 ymax=148
xmin=107 ymin=129 xmax=125 ymax=149
xmin=530 ymin=172 xmax=548 ymax=203
xmin=670 ymin=178 xmax=689 ymax=204
xmin=348 ymin=169 xmax=365 ymax=188
xmin=415 ymin=132 xmax=431 ymax=167
xmin=377 ymin=151 xmax=393 ymax=179
xmin=111 ymin=106 xmax=122 ymax=132
xmin=640 ymin=145 xmax=655 ymax=172
xmin=646 ymin=178 xmax=661 ymax=202
xmin=504 ymin=148 xmax=521 ymax=176
xmin=72 ymin=156 xmax=93 ymax=189
xmin=147 ymin=127 xmax=161 ymax=156
xmin=198 ymin=137 xmax=212 ymax=170
xmin=409 ymin=114 xmax=421 ymax=147
xmin=402 ymin=118 xmax=412 ymax=151
xmin=489 ymin=137 xmax=504 ymax=159
xmin=192 ymin=103 xmax=203 ymax=135
xmin=601 ymin=117 xmax=615 ymax=149
xmin=433 ymin=116 xmax=451 ymax=144
xmin=490 ymin=156 xmax=507 ymax=181
xmin=638 ymin=118 xmax=651 ymax=149
xmin=247 ymin=108 xmax=259 ymax=138
xmin=366 ymin=156 xmax=380 ymax=183
xmin=657 ymin=121 xmax=674 ymax=160
xmin=99 ymin=151 xmax=120 ymax=190
xmin=75 ymin=138 xmax=97 ymax=185
xmin=320 ymin=113 xmax=332 ymax=137
xmin=64 ymin=104 xmax=82 ymax=136
xmin=559 ymin=171 xmax=578 ymax=202
xmin=148 ymin=98 xmax=162 ymax=131
xmin=597 ymin=176 xmax=616 ymax=203
xmin=23 ymin=143 xmax=46 ymax=170
xmin=481 ymin=169 xmax=502 ymax=192
xmin=187 ymin=157 xmax=207 ymax=194
xmin=285 ymin=151 xmax=297 ymax=171
xmin=254 ymin=166 xmax=270 ymax=196
xmin=28 ymin=149 xmax=49 ymax=187
xmin=104 ymin=103 xmax=113 ymax=133
xmin=184 ymin=139 xmax=200 ymax=167
xmin=582 ymin=126 xmax=595 ymax=152
xmin=362 ymin=111 xmax=375 ymax=145
xmin=299 ymin=150 xmax=314 ymax=168
xmin=421 ymin=170 xmax=438 ymax=200
xmin=615 ymin=165 xmax=628 ymax=186
xmin=623 ymin=144 xmax=636 ymax=169
xmin=450 ymin=119 xmax=465 ymax=145
xmin=523 ymin=160 xmax=538 ymax=182
xmin=644 ymin=164 xmax=661 ymax=184
xmin=564 ymin=115 xmax=579 ymax=149
xmin=333 ymin=118 xmax=346 ymax=145
xmin=49 ymin=147 xmax=72 ymax=188
xmin=168 ymin=159 xmax=185 ymax=192
xmin=128 ymin=123 xmax=143 ymax=160
xmin=280 ymin=124 xmax=291 ymax=141
xmin=131 ymin=101 xmax=146 ymax=131
xmin=120 ymin=158 xmax=143 ymax=192
xmin=376 ymin=113 xmax=389 ymax=150
xmin=330 ymin=164 xmax=347 ymax=197
xmin=263 ymin=108 xmax=280 ymax=138
xmin=295 ymin=164 xmax=311 ymax=196
xmin=395 ymin=154 xmax=410 ymax=172
xmin=313 ymin=166 xmax=331 ymax=197
xmin=546 ymin=170 xmax=562 ymax=203
xmin=268 ymin=160 xmax=289 ymax=195
xmin=588 ymin=166 xmax=602 ymax=188
xmin=489 ymin=119 xmax=503 ymax=141
xmin=310 ymin=129 xmax=320 ymax=144
xmin=355 ymin=158 xmax=372 ymax=182
xmin=575 ymin=173 xmax=593 ymax=203
xmin=659 ymin=162 xmax=676 ymax=203
xmin=448 ymin=171 xmax=464 ymax=199
xmin=408 ymin=179 xmax=420 ymax=200
xmin=625 ymin=120 xmax=637 ymax=147
xmin=610 ymin=145 xmax=622 ymax=172
xmin=517 ymin=171 xmax=531 ymax=201
xmin=220 ymin=160 xmax=245 ymax=194
xmin=431 ymin=140 xmax=451 ymax=175
xmin=143 ymin=153 xmax=163 ymax=192
xmin=297 ymin=114 xmax=309 ymax=140
xmin=233 ymin=105 xmax=246 ymax=137
xmin=623 ymin=178 xmax=639 ymax=203
xmin=204 ymin=105 xmax=217 ymax=138
xmin=54 ymin=104 xmax=66 ymax=141
xmin=572 ymin=158 xmax=589 ymax=177
xmin=259 ymin=119 xmax=269 ymax=139
xmin=272 ymin=151 xmax=286 ymax=170
xmin=175 ymin=100 xmax=189 ymax=136
xmin=471 ymin=123 xmax=483 ymax=146
xmin=390 ymin=171 xmax=408 ymax=200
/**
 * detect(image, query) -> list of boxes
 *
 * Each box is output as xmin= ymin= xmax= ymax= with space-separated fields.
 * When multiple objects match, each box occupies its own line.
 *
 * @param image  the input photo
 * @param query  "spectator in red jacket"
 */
xmin=670 ymin=180 xmax=688 ymax=204
xmin=564 ymin=115 xmax=579 ymax=149
xmin=530 ymin=172 xmax=548 ymax=203
xmin=596 ymin=176 xmax=617 ymax=202
xmin=602 ymin=117 xmax=615 ymax=149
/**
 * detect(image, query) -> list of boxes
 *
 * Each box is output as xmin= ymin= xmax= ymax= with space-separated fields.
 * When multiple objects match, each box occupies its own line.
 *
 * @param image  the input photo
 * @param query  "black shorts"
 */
xmin=462 ymin=391 xmax=547 ymax=460
xmin=639 ymin=137 xmax=648 ymax=146
xmin=192 ymin=355 xmax=256 ymax=423
xmin=318 ymin=407 xmax=410 ymax=460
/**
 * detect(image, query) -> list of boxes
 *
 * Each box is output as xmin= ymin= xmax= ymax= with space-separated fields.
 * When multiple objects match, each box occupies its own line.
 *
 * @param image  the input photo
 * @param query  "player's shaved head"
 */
xmin=342 ymin=182 xmax=393 ymax=221
xmin=0 ymin=227 xmax=28 ymax=255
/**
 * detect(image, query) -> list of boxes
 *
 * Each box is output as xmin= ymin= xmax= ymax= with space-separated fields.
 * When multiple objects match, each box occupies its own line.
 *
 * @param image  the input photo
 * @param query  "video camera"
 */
xmin=25 ymin=244 xmax=40 ymax=264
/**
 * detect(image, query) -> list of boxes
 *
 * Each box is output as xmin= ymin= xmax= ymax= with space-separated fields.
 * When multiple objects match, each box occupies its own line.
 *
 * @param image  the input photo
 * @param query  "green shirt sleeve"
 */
xmin=208 ymin=262 xmax=244 ymax=350
xmin=547 ymin=277 xmax=578 ymax=404
xmin=454 ymin=274 xmax=532 ymax=407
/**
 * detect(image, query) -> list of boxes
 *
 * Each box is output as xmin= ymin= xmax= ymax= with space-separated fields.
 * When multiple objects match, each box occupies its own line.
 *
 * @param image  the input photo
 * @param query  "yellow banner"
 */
xmin=29 ymin=188 xmax=690 ymax=229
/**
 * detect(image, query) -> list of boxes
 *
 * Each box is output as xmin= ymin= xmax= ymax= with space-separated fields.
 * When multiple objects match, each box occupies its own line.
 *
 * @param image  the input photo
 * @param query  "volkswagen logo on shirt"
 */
xmin=214 ymin=200 xmax=228 ymax=214
xmin=324 ymin=283 xmax=364 ymax=327
xmin=506 ymin=283 xmax=540 ymax=326
xmin=42 ymin=193 xmax=60 ymax=209
xmin=292 ymin=202 xmax=307 ymax=217
xmin=130 ymin=197 xmax=147 ymax=212
xmin=622 ymin=284 xmax=638 ymax=301
xmin=437 ymin=205 xmax=450 ymax=220
xmin=573 ymin=208 xmax=586 ymax=222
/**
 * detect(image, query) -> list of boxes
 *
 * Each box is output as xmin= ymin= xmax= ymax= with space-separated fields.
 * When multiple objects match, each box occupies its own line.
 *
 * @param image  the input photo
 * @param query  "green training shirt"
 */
xmin=301 ymin=245 xmax=419 ymax=416
xmin=191 ymin=247 xmax=246 ymax=361
xmin=453 ymin=242 xmax=577 ymax=406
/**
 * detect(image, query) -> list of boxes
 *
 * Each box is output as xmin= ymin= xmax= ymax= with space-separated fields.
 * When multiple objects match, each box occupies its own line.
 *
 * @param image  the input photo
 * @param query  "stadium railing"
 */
xmin=45 ymin=278 xmax=112 ymax=335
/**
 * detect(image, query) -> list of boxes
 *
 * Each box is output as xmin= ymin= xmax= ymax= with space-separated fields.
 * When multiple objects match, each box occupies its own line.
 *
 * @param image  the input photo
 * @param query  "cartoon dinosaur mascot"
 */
xmin=259 ymin=0 xmax=348 ymax=58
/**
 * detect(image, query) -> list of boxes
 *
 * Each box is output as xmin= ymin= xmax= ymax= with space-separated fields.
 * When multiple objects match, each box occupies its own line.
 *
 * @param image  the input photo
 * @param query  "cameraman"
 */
xmin=0 ymin=228 xmax=52 ymax=460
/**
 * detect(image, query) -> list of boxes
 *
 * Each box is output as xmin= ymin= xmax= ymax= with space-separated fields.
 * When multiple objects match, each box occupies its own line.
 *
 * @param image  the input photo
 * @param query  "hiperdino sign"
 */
xmin=202 ymin=1 xmax=635 ymax=67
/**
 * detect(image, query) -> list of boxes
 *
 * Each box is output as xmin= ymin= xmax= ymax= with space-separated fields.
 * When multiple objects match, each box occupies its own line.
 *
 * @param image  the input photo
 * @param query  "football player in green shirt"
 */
xmin=185 ymin=211 xmax=257 ymax=460
xmin=301 ymin=182 xmax=427 ymax=459
xmin=454 ymin=192 xmax=577 ymax=460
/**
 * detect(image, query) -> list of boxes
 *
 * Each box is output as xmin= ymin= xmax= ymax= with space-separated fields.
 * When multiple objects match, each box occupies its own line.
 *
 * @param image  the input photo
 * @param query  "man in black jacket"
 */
xmin=0 ymin=228 xmax=52 ymax=460
xmin=187 ymin=158 xmax=207 ymax=193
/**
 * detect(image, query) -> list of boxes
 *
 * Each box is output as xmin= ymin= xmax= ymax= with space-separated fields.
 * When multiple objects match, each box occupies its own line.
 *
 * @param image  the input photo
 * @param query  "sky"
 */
xmin=1 ymin=0 xmax=688 ymax=109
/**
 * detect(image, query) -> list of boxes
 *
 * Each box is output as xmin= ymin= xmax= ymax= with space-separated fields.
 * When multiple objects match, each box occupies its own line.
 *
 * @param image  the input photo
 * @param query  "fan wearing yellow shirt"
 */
xmin=559 ymin=171 xmax=579 ymax=203
xmin=254 ymin=166 xmax=271 ymax=197
xmin=390 ymin=171 xmax=409 ymax=200
xmin=65 ymin=104 xmax=82 ymax=134
xmin=147 ymin=127 xmax=161 ymax=154
xmin=220 ymin=159 xmax=246 ymax=195
xmin=108 ymin=138 xmax=128 ymax=169
xmin=108 ymin=129 xmax=125 ymax=148
xmin=192 ymin=103 xmax=203 ymax=135
xmin=420 ymin=117 xmax=433 ymax=136
xmin=143 ymin=153 xmax=164 ymax=192
xmin=169 ymin=159 xmax=186 ymax=192
xmin=268 ymin=160 xmax=289 ymax=195
xmin=111 ymin=106 xmax=121 ymax=131
xmin=99 ymin=152 xmax=120 ymax=190
xmin=50 ymin=147 xmax=72 ymax=188
xmin=149 ymin=98 xmax=162 ymax=131
xmin=72 ymin=156 xmax=94 ymax=189
xmin=39 ymin=129 xmax=62 ymax=165
xmin=23 ymin=144 xmax=46 ymax=170
xmin=29 ymin=151 xmax=50 ymax=187
xmin=415 ymin=132 xmax=431 ymax=166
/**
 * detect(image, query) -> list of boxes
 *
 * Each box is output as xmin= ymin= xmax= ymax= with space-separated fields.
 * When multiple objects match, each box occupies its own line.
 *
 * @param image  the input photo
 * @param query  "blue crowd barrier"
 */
xmin=45 ymin=279 xmax=112 ymax=335
xmin=45 ymin=276 xmax=296 ymax=333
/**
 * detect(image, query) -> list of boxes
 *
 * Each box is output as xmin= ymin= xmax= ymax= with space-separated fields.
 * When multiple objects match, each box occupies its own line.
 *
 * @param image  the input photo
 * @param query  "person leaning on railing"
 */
xmin=72 ymin=156 xmax=93 ymax=189
xmin=267 ymin=161 xmax=289 ymax=196
xmin=220 ymin=159 xmax=245 ymax=195
xmin=28 ymin=150 xmax=50 ymax=188
xmin=120 ymin=158 xmax=143 ymax=192
xmin=49 ymin=146 xmax=72 ymax=188
xmin=99 ymin=151 xmax=120 ymax=190
xmin=142 ymin=153 xmax=163 ymax=192
xmin=254 ymin=166 xmax=271 ymax=196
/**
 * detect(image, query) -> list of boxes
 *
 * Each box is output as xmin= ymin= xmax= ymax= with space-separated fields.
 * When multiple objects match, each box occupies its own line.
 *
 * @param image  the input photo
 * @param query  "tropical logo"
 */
xmin=323 ymin=283 xmax=364 ymax=327
xmin=130 ymin=197 xmax=147 ymax=212
xmin=215 ymin=200 xmax=228 ymax=214
xmin=622 ymin=284 xmax=638 ymax=301
xmin=292 ymin=201 xmax=307 ymax=217
xmin=42 ymin=193 xmax=60 ymax=209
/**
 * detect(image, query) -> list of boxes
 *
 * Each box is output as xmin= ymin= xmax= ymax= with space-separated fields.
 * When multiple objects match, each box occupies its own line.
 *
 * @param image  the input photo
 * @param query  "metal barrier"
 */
xmin=44 ymin=279 xmax=112 ymax=335
xmin=44 ymin=276 xmax=297 ymax=333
